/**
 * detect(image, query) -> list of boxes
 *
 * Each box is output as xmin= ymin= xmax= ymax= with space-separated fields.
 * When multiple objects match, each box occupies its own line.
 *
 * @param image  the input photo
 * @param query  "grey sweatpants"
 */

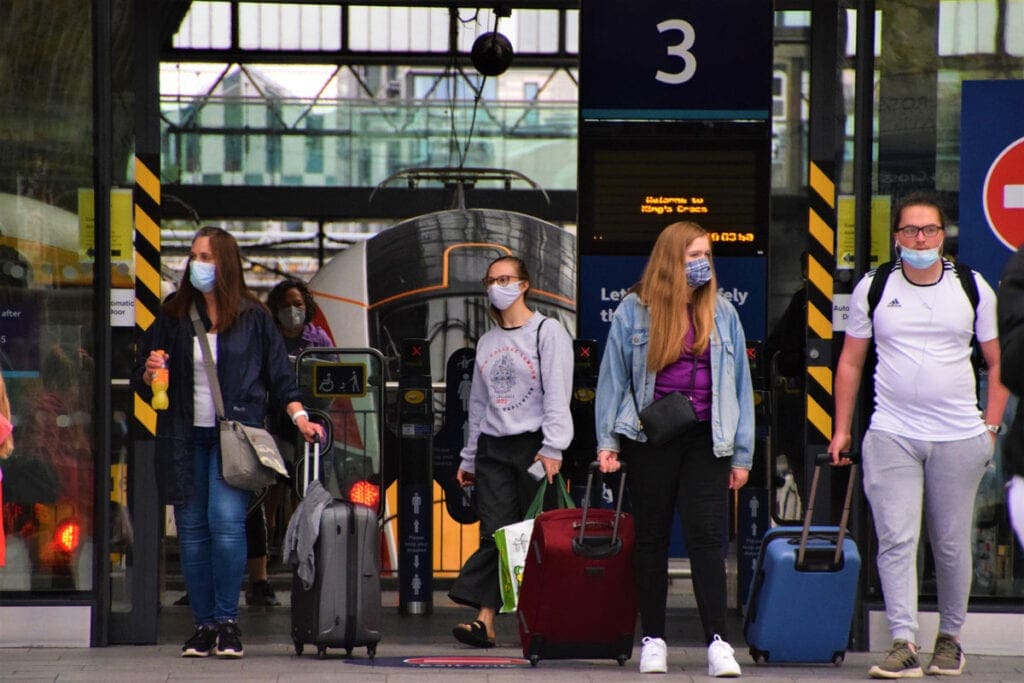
xmin=862 ymin=428 xmax=993 ymax=644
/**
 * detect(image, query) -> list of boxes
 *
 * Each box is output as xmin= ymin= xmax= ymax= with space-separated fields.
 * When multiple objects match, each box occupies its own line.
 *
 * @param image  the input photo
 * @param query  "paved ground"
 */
xmin=2 ymin=589 xmax=1023 ymax=682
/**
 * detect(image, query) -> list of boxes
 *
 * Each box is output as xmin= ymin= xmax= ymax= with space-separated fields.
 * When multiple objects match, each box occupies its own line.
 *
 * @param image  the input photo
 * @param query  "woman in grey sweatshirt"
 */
xmin=448 ymin=255 xmax=574 ymax=648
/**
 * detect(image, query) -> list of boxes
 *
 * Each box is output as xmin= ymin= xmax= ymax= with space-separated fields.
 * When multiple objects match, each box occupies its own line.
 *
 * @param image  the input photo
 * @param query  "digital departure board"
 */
xmin=578 ymin=124 xmax=770 ymax=257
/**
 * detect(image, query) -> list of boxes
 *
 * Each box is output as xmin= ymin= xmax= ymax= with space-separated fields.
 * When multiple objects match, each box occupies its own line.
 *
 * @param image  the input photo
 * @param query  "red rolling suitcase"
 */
xmin=517 ymin=462 xmax=636 ymax=667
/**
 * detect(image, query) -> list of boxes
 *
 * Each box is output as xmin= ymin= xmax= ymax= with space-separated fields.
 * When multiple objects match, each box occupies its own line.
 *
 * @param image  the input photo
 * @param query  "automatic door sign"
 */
xmin=313 ymin=362 xmax=367 ymax=398
xmin=984 ymin=136 xmax=1024 ymax=249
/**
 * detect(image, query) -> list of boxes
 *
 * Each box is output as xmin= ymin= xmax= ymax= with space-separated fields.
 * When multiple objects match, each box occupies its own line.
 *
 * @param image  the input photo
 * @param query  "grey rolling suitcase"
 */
xmin=291 ymin=441 xmax=382 ymax=659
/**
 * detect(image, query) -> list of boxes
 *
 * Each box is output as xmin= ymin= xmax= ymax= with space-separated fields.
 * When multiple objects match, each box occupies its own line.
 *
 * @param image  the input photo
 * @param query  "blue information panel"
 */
xmin=581 ymin=0 xmax=772 ymax=119
xmin=579 ymin=254 xmax=767 ymax=358
xmin=959 ymin=80 xmax=1024 ymax=287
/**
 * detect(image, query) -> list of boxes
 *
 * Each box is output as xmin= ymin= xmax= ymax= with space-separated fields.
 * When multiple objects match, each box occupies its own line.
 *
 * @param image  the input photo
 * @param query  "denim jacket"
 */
xmin=594 ymin=292 xmax=755 ymax=469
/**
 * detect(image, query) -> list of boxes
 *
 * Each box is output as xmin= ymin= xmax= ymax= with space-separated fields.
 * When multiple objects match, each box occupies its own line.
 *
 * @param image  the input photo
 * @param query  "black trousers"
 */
xmin=622 ymin=422 xmax=731 ymax=645
xmin=448 ymin=431 xmax=552 ymax=611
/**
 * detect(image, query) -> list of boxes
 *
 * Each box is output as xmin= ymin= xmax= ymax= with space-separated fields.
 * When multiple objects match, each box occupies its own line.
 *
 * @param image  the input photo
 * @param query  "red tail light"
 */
xmin=54 ymin=520 xmax=81 ymax=554
xmin=347 ymin=480 xmax=380 ymax=509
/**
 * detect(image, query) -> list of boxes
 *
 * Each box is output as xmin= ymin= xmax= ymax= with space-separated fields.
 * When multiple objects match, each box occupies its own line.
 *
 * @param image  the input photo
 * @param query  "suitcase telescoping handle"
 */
xmin=797 ymin=452 xmax=858 ymax=569
xmin=302 ymin=440 xmax=321 ymax=496
xmin=578 ymin=460 xmax=628 ymax=546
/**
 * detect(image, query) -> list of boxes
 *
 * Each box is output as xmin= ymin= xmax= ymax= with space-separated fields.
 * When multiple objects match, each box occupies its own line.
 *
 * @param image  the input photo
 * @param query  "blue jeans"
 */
xmin=174 ymin=427 xmax=250 ymax=625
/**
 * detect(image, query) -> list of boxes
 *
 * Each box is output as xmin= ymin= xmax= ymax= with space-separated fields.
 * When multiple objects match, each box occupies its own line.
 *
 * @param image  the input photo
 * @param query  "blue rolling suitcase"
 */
xmin=743 ymin=454 xmax=860 ymax=665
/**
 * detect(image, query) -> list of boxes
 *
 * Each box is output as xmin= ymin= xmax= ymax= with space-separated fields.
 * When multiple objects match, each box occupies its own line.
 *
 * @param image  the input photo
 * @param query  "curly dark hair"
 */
xmin=266 ymin=278 xmax=318 ymax=327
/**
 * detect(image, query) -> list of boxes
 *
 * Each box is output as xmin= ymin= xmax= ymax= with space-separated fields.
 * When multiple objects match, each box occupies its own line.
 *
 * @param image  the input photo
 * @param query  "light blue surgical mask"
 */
xmin=685 ymin=258 xmax=713 ymax=288
xmin=189 ymin=260 xmax=216 ymax=293
xmin=899 ymin=246 xmax=941 ymax=270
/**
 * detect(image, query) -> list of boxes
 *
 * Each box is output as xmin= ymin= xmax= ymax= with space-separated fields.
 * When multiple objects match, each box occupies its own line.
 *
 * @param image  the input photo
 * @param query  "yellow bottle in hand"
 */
xmin=151 ymin=350 xmax=169 ymax=411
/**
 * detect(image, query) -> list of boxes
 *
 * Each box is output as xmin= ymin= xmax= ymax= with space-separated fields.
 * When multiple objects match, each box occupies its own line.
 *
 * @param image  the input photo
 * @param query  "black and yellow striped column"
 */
xmin=805 ymin=161 xmax=836 ymax=444
xmin=134 ymin=154 xmax=161 ymax=435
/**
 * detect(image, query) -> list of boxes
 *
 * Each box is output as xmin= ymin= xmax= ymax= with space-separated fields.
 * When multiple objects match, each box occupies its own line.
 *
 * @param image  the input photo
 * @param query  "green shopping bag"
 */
xmin=494 ymin=473 xmax=574 ymax=613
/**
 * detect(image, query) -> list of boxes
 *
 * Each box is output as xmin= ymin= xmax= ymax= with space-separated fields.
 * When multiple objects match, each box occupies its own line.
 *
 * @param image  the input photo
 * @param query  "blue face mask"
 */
xmin=685 ymin=258 xmax=713 ymax=288
xmin=189 ymin=260 xmax=216 ymax=293
xmin=899 ymin=246 xmax=941 ymax=270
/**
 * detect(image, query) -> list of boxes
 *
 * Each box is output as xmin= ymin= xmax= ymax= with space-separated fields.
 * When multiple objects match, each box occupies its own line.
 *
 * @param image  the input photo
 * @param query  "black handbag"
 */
xmin=625 ymin=345 xmax=700 ymax=446
xmin=637 ymin=391 xmax=698 ymax=446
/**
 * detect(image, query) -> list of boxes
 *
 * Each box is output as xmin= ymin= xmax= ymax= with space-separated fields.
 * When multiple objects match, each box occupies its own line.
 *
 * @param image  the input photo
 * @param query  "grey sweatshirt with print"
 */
xmin=459 ymin=312 xmax=574 ymax=474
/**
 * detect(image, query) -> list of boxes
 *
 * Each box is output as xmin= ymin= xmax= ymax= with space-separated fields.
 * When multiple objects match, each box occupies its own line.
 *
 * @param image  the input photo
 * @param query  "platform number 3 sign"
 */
xmin=655 ymin=19 xmax=697 ymax=85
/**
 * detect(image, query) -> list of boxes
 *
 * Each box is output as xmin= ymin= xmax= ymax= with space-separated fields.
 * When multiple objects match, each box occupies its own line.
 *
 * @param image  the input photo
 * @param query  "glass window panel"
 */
xmin=565 ymin=10 xmax=579 ymax=52
xmin=1007 ymin=0 xmax=1024 ymax=56
xmin=939 ymin=0 xmax=997 ymax=55
xmin=516 ymin=11 xmax=540 ymax=52
xmin=173 ymin=1 xmax=232 ymax=49
xmin=1 ymin=4 xmax=98 ymax=595
xmin=350 ymin=6 xmax=448 ymax=52
xmin=239 ymin=3 xmax=343 ymax=51
xmin=280 ymin=6 xmax=302 ymax=50
xmin=259 ymin=5 xmax=280 ymax=50
xmin=846 ymin=9 xmax=882 ymax=57
xmin=405 ymin=9 xmax=435 ymax=52
xmin=457 ymin=8 xmax=495 ymax=53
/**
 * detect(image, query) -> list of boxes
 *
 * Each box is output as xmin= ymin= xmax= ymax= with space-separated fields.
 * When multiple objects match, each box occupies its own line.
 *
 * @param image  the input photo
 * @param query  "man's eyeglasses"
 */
xmin=895 ymin=224 xmax=943 ymax=238
xmin=482 ymin=275 xmax=521 ymax=287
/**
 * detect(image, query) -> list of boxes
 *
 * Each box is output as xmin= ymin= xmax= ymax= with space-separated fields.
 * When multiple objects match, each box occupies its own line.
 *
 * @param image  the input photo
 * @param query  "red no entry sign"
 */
xmin=984 ymin=136 xmax=1024 ymax=249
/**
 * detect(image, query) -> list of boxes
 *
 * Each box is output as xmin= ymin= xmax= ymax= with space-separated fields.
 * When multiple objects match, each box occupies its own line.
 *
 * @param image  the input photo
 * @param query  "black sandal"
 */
xmin=452 ymin=619 xmax=495 ymax=648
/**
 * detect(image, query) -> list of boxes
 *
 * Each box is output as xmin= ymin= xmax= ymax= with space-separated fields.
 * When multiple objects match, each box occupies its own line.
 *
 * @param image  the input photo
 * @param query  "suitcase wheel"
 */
xmin=616 ymin=654 xmax=627 ymax=667
xmin=317 ymin=645 xmax=328 ymax=659
xmin=749 ymin=647 xmax=768 ymax=665
xmin=832 ymin=651 xmax=845 ymax=666
xmin=293 ymin=641 xmax=303 ymax=656
xmin=529 ymin=655 xmax=540 ymax=667
xmin=367 ymin=644 xmax=377 ymax=660
xmin=345 ymin=647 xmax=353 ymax=657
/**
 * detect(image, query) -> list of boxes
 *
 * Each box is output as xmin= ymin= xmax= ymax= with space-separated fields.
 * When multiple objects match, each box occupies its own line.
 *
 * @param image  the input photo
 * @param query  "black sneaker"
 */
xmin=245 ymin=580 xmax=281 ymax=606
xmin=181 ymin=624 xmax=218 ymax=657
xmin=215 ymin=620 xmax=244 ymax=658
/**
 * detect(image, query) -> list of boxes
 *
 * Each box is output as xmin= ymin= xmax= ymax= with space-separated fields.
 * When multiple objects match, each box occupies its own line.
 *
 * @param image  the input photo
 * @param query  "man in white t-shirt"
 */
xmin=828 ymin=192 xmax=1009 ymax=679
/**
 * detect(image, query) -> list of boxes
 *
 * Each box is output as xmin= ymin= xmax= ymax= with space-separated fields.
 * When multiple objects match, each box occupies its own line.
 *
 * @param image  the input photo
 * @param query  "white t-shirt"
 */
xmin=845 ymin=260 xmax=997 ymax=440
xmin=193 ymin=333 xmax=218 ymax=428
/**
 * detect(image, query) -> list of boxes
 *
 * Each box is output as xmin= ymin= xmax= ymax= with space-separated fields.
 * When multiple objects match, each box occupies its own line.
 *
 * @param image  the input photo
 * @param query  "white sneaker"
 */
xmin=639 ymin=636 xmax=668 ymax=674
xmin=707 ymin=635 xmax=742 ymax=677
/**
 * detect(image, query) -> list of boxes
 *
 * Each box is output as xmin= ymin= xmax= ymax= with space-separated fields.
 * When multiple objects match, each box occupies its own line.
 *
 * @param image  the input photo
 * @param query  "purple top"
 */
xmin=653 ymin=322 xmax=712 ymax=421
xmin=283 ymin=323 xmax=334 ymax=354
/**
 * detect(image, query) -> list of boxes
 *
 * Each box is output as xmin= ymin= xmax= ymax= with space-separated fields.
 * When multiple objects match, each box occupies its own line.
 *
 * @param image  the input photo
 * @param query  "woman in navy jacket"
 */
xmin=133 ymin=226 xmax=322 ymax=659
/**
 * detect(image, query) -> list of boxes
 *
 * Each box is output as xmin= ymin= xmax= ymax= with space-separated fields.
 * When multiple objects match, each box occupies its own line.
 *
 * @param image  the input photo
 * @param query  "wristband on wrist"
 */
xmin=291 ymin=409 xmax=309 ymax=425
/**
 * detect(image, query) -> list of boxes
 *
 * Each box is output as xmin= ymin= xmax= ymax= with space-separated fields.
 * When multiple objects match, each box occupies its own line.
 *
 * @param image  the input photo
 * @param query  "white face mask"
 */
xmin=487 ymin=281 xmax=522 ymax=310
xmin=277 ymin=305 xmax=304 ymax=329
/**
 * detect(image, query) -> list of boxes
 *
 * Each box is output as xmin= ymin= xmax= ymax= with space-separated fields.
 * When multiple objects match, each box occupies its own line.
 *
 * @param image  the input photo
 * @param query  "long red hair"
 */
xmin=635 ymin=222 xmax=717 ymax=372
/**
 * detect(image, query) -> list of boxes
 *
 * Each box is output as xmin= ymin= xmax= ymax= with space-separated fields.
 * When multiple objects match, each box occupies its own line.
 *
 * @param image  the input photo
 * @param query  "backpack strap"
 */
xmin=866 ymin=260 xmax=896 ymax=322
xmin=536 ymin=316 xmax=548 ymax=395
xmin=952 ymin=260 xmax=980 ymax=330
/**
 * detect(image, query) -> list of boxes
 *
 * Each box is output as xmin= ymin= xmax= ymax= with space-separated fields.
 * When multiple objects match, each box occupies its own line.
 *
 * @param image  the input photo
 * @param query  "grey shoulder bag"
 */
xmin=189 ymin=304 xmax=288 ymax=491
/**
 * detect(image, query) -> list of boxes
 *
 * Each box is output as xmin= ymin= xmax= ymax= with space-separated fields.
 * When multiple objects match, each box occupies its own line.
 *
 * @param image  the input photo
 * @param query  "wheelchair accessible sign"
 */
xmin=959 ymin=80 xmax=1024 ymax=288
